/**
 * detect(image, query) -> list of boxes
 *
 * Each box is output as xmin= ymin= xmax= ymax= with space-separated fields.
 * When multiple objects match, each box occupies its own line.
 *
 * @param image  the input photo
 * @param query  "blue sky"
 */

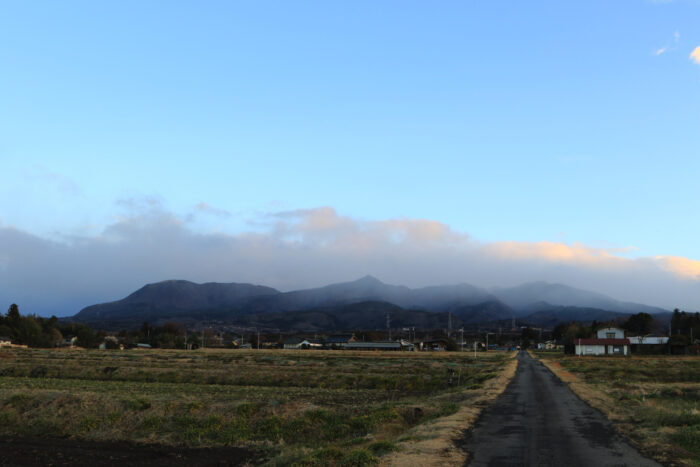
xmin=1 ymin=1 xmax=700 ymax=315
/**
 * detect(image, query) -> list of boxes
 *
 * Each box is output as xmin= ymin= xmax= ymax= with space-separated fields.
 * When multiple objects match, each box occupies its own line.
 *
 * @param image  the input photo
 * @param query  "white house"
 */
xmin=0 ymin=336 xmax=12 ymax=347
xmin=575 ymin=326 xmax=629 ymax=356
xmin=596 ymin=327 xmax=625 ymax=339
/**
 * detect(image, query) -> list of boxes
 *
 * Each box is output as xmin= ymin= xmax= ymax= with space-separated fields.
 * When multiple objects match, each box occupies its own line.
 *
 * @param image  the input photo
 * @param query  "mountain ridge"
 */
xmin=72 ymin=276 xmax=670 ymax=330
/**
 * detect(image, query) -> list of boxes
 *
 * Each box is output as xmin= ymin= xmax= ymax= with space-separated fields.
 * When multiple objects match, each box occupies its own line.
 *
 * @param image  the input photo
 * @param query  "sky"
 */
xmin=1 ymin=0 xmax=699 ymax=316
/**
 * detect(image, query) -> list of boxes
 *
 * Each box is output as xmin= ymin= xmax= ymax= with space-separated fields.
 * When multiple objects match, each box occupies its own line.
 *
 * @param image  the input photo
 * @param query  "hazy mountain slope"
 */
xmin=71 ymin=276 xmax=503 ymax=327
xmin=451 ymin=300 xmax=515 ymax=324
xmin=242 ymin=275 xmax=497 ymax=313
xmin=520 ymin=307 xmax=630 ymax=327
xmin=70 ymin=276 xmax=670 ymax=330
xmin=492 ymin=282 xmax=668 ymax=316
xmin=236 ymin=301 xmax=456 ymax=332
xmin=74 ymin=280 xmax=280 ymax=322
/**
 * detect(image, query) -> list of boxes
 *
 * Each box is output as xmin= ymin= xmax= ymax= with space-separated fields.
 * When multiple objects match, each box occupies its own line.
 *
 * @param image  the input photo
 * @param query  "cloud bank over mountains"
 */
xmin=1 ymin=204 xmax=699 ymax=316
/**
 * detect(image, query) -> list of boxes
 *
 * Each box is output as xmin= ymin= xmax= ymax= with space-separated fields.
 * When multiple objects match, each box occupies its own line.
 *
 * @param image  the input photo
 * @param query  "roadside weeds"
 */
xmin=535 ymin=352 xmax=698 ymax=467
xmin=381 ymin=352 xmax=518 ymax=467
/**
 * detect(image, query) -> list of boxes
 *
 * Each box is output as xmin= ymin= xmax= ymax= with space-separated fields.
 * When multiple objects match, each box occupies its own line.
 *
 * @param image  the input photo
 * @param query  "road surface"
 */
xmin=461 ymin=352 xmax=661 ymax=467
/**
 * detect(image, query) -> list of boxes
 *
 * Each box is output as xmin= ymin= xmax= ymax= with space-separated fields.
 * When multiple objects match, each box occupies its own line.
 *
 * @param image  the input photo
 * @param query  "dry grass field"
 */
xmin=535 ymin=351 xmax=700 ymax=467
xmin=0 ymin=348 xmax=512 ymax=466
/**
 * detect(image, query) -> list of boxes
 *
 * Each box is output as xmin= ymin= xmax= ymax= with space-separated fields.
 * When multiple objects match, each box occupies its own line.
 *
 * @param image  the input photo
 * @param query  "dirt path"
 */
xmin=460 ymin=352 xmax=661 ymax=467
xmin=0 ymin=437 xmax=257 ymax=467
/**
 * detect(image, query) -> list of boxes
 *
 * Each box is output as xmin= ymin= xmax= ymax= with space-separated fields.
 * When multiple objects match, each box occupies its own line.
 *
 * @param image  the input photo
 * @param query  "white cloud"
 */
xmin=1 ymin=205 xmax=699 ymax=316
xmin=194 ymin=202 xmax=232 ymax=218
xmin=691 ymin=46 xmax=700 ymax=65
xmin=655 ymin=47 xmax=668 ymax=56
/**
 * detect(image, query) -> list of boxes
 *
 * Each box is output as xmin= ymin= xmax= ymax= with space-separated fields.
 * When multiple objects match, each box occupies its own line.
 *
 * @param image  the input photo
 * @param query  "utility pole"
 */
xmin=448 ymin=313 xmax=452 ymax=337
xmin=486 ymin=332 xmax=494 ymax=352
xmin=386 ymin=313 xmax=391 ymax=341
xmin=460 ymin=328 xmax=464 ymax=352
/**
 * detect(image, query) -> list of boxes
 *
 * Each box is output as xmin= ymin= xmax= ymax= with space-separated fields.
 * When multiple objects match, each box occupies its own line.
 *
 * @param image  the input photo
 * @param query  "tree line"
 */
xmin=1 ymin=304 xmax=98 ymax=348
xmin=1 ymin=304 xmax=199 ymax=349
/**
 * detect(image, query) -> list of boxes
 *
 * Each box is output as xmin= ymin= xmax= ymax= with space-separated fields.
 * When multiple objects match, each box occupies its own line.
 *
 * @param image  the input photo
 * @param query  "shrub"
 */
xmin=78 ymin=416 xmax=100 ymax=433
xmin=125 ymin=397 xmax=151 ymax=411
xmin=217 ymin=419 xmax=251 ymax=444
xmin=257 ymin=415 xmax=284 ymax=440
xmin=310 ymin=446 xmax=345 ymax=464
xmin=141 ymin=415 xmax=162 ymax=430
xmin=340 ymin=449 xmax=379 ymax=466
xmin=671 ymin=426 xmax=700 ymax=455
xmin=368 ymin=440 xmax=397 ymax=455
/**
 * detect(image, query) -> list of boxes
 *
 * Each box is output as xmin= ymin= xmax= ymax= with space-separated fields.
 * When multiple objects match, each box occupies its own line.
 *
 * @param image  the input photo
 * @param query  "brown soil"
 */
xmin=0 ymin=437 xmax=258 ymax=467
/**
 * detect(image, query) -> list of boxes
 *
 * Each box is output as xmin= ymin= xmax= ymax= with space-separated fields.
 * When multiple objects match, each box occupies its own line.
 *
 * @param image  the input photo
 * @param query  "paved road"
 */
xmin=461 ymin=352 xmax=661 ymax=467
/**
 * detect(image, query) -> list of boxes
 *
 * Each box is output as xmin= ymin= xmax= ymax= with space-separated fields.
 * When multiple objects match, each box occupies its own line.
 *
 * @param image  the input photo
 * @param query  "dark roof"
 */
xmin=0 ymin=336 xmax=12 ymax=341
xmin=346 ymin=341 xmax=402 ymax=349
xmin=283 ymin=338 xmax=323 ymax=345
xmin=577 ymin=338 xmax=630 ymax=345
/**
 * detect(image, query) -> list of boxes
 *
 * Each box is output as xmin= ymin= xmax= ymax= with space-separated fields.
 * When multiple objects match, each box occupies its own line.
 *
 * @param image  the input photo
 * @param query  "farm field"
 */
xmin=534 ymin=351 xmax=700 ymax=466
xmin=0 ymin=348 xmax=511 ymax=466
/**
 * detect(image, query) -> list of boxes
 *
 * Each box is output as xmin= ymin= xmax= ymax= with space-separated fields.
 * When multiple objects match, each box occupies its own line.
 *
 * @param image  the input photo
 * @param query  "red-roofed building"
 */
xmin=575 ymin=327 xmax=630 ymax=356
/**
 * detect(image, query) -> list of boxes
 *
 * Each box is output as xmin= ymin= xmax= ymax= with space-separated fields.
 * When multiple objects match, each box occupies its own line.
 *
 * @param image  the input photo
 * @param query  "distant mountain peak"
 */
xmin=353 ymin=275 xmax=383 ymax=285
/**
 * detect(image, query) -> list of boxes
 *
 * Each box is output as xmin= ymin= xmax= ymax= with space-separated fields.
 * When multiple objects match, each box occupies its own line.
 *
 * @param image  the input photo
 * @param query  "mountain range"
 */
xmin=71 ymin=276 xmax=670 ymax=331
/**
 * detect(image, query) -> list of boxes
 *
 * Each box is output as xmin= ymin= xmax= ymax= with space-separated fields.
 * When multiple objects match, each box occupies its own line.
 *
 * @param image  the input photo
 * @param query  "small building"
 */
xmin=0 ymin=336 xmax=12 ymax=348
xmin=57 ymin=336 xmax=78 ymax=348
xmin=283 ymin=338 xmax=323 ymax=350
xmin=135 ymin=343 xmax=152 ymax=349
xmin=324 ymin=334 xmax=357 ymax=349
xmin=627 ymin=336 xmax=669 ymax=345
xmin=99 ymin=336 xmax=123 ymax=350
xmin=537 ymin=340 xmax=562 ymax=350
xmin=627 ymin=335 xmax=670 ymax=354
xmin=417 ymin=339 xmax=448 ymax=351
